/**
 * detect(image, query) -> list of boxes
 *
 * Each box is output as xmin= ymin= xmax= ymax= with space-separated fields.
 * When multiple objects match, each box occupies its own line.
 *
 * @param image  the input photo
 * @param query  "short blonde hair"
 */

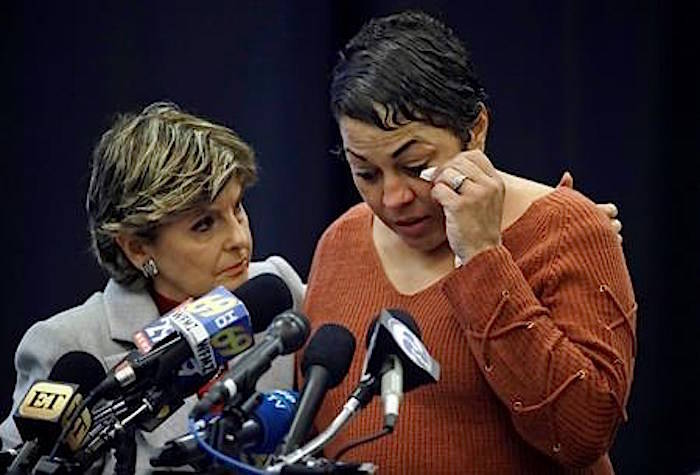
xmin=87 ymin=101 xmax=257 ymax=286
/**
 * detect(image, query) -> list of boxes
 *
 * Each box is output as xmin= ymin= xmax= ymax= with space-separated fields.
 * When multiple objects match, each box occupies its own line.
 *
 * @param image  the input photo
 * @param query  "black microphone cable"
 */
xmin=332 ymin=427 xmax=392 ymax=460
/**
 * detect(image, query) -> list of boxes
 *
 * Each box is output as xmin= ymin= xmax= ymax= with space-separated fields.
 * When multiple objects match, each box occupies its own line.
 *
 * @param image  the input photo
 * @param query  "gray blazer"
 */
xmin=0 ymin=256 xmax=306 ymax=474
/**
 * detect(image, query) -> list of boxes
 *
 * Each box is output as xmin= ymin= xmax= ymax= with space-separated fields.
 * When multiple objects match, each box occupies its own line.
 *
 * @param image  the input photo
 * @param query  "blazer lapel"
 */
xmin=103 ymin=279 xmax=160 ymax=347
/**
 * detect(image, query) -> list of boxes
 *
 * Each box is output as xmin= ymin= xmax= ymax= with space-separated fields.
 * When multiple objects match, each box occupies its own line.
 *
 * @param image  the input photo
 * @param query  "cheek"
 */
xmin=180 ymin=246 xmax=219 ymax=275
xmin=352 ymin=177 xmax=381 ymax=205
xmin=153 ymin=246 xmax=211 ymax=286
xmin=168 ymin=234 xmax=217 ymax=267
xmin=414 ymin=181 xmax=435 ymax=202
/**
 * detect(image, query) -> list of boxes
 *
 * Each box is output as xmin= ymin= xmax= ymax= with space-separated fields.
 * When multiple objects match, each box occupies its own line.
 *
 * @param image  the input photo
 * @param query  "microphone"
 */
xmin=363 ymin=309 xmax=441 ymax=429
xmin=151 ymin=389 xmax=299 ymax=468
xmin=7 ymin=352 xmax=106 ymax=473
xmin=48 ymin=352 xmax=108 ymax=388
xmin=14 ymin=352 xmax=105 ymax=451
xmin=271 ymin=309 xmax=440 ymax=468
xmin=279 ymin=324 xmax=356 ymax=454
xmin=93 ymin=273 xmax=293 ymax=399
xmin=230 ymin=389 xmax=300 ymax=454
xmin=71 ymin=275 xmax=294 ymax=464
xmin=191 ymin=311 xmax=310 ymax=418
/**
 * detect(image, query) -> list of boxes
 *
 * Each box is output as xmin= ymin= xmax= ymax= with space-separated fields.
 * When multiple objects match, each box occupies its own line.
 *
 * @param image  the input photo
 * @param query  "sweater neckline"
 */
xmin=365 ymin=186 xmax=564 ymax=297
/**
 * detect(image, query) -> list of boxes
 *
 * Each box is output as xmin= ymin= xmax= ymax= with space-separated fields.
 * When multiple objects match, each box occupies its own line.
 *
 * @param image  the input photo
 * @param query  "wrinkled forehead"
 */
xmin=340 ymin=114 xmax=420 ymax=146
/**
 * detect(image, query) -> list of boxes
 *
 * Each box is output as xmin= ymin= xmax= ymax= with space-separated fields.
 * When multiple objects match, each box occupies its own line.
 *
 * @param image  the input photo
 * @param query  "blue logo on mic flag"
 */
xmin=133 ymin=286 xmax=255 ymax=376
xmin=249 ymin=389 xmax=299 ymax=454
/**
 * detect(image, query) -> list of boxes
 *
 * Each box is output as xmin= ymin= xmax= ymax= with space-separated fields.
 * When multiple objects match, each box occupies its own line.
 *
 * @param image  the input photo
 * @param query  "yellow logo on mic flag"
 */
xmin=16 ymin=381 xmax=92 ymax=451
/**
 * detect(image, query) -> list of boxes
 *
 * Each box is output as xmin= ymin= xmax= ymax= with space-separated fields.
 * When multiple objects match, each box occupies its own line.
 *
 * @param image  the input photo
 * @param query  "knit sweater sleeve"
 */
xmin=442 ymin=189 xmax=637 ymax=468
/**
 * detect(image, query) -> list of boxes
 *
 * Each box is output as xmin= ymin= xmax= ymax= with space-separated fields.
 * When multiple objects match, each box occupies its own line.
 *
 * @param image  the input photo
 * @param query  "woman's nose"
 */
xmin=382 ymin=174 xmax=415 ymax=209
xmin=223 ymin=215 xmax=249 ymax=250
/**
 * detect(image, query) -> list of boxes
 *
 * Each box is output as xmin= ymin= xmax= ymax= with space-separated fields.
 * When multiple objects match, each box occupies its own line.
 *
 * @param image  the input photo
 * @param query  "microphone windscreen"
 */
xmin=248 ymin=390 xmax=299 ymax=454
xmin=365 ymin=308 xmax=422 ymax=349
xmin=364 ymin=308 xmax=439 ymax=393
xmin=235 ymin=273 xmax=293 ymax=333
xmin=14 ymin=352 xmax=104 ymax=452
xmin=302 ymin=324 xmax=356 ymax=388
xmin=48 ymin=351 xmax=107 ymax=395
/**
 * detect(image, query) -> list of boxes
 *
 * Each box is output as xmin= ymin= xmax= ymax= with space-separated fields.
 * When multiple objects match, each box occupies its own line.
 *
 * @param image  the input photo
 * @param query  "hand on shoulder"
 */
xmin=557 ymin=171 xmax=623 ymax=243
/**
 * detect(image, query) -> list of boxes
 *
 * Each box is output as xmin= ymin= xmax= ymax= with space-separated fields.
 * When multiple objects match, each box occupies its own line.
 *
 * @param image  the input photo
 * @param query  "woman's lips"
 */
xmin=393 ymin=216 xmax=431 ymax=237
xmin=220 ymin=260 xmax=247 ymax=277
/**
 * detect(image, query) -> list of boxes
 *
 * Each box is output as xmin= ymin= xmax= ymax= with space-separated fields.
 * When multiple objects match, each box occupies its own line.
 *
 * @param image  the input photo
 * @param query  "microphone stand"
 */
xmin=207 ymin=392 xmax=263 ymax=465
xmin=268 ymin=375 xmax=377 ymax=470
xmin=150 ymin=393 xmax=262 ymax=472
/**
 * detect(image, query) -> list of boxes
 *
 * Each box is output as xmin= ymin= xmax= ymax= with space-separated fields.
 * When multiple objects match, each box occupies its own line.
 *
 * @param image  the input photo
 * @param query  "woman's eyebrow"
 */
xmin=391 ymin=139 xmax=419 ymax=159
xmin=344 ymin=147 xmax=366 ymax=161
xmin=345 ymin=139 xmax=422 ymax=161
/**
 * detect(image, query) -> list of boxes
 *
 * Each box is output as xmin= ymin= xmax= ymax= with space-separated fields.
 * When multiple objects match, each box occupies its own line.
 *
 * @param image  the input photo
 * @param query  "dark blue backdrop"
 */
xmin=2 ymin=1 xmax=696 ymax=473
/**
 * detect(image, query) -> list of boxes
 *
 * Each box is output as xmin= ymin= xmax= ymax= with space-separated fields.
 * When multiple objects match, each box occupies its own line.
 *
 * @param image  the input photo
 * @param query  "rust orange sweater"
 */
xmin=303 ymin=187 xmax=636 ymax=474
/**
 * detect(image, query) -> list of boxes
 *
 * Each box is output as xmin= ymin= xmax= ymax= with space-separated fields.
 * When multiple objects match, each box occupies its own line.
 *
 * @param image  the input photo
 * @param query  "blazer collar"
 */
xmin=103 ymin=279 xmax=160 ymax=344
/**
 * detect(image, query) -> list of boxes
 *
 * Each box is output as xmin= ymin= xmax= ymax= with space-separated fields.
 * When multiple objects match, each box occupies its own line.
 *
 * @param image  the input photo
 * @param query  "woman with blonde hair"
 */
xmin=0 ymin=102 xmax=304 ymax=472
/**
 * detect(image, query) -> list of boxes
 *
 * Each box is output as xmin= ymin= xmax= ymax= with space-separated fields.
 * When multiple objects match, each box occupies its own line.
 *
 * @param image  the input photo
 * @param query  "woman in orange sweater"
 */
xmin=303 ymin=11 xmax=636 ymax=474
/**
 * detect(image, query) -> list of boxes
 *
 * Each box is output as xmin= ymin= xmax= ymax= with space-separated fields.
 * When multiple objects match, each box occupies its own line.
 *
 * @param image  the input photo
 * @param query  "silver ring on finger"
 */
xmin=450 ymin=174 xmax=468 ymax=192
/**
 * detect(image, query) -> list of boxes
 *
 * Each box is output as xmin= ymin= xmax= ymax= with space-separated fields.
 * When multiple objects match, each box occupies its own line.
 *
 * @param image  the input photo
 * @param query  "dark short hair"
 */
xmin=330 ymin=10 xmax=488 ymax=146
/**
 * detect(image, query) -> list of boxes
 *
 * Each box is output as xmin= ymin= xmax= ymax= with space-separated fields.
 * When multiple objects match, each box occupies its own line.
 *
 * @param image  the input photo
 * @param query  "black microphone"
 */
xmin=57 ymin=275 xmax=292 ymax=468
xmin=191 ymin=311 xmax=310 ymax=418
xmin=279 ymin=324 xmax=356 ymax=454
xmin=92 ymin=273 xmax=293 ymax=399
xmin=15 ymin=351 xmax=105 ymax=451
xmin=47 ymin=351 xmax=106 ymax=395
xmin=270 ymin=309 xmax=441 ymax=468
xmin=7 ymin=352 xmax=106 ymax=473
xmin=74 ymin=275 xmax=295 ymax=463
xmin=363 ymin=309 xmax=440 ymax=429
